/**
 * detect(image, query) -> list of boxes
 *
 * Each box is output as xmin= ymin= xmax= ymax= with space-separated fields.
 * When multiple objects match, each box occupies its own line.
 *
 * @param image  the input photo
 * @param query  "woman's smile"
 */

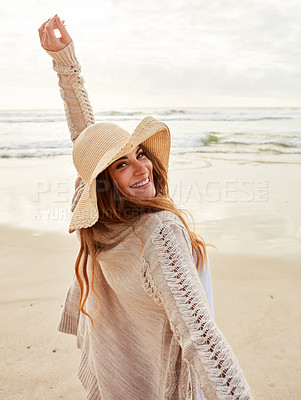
xmin=130 ymin=176 xmax=150 ymax=188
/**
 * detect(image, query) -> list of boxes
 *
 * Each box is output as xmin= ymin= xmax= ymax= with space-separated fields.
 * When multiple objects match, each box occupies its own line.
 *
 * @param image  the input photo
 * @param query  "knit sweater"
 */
xmin=47 ymin=42 xmax=253 ymax=400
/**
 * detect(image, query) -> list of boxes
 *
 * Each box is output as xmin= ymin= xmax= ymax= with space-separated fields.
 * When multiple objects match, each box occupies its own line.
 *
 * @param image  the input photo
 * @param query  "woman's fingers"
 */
xmin=53 ymin=19 xmax=65 ymax=29
xmin=38 ymin=18 xmax=50 ymax=33
xmin=39 ymin=15 xmax=56 ymax=50
xmin=56 ymin=16 xmax=72 ymax=45
xmin=39 ymin=15 xmax=71 ymax=51
xmin=45 ymin=16 xmax=57 ymax=43
xmin=38 ymin=19 xmax=50 ymax=44
xmin=38 ymin=15 xmax=71 ymax=51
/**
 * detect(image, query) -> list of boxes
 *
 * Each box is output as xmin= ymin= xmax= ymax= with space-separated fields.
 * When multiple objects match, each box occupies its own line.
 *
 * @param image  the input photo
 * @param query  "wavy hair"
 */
xmin=75 ymin=144 xmax=208 ymax=330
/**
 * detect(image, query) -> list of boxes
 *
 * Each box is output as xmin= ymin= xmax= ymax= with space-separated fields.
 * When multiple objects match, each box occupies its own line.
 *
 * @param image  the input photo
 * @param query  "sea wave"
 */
xmin=173 ymin=133 xmax=301 ymax=149
xmin=1 ymin=108 xmax=300 ymax=158
xmin=0 ymin=148 xmax=72 ymax=158
xmin=1 ymin=107 xmax=300 ymax=123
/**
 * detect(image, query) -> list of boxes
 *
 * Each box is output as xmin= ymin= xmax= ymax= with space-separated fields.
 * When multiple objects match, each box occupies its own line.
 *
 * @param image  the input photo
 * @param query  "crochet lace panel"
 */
xmin=142 ymin=221 xmax=251 ymax=400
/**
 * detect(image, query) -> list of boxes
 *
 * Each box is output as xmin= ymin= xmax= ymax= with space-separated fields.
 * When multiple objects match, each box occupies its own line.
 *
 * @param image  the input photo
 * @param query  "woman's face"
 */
xmin=108 ymin=146 xmax=156 ymax=199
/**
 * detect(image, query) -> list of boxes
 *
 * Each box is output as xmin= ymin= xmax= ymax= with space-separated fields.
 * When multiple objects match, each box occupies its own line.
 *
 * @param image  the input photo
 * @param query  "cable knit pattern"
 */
xmin=46 ymin=41 xmax=95 ymax=141
xmin=142 ymin=215 xmax=252 ymax=400
xmin=45 ymin=42 xmax=94 ymax=211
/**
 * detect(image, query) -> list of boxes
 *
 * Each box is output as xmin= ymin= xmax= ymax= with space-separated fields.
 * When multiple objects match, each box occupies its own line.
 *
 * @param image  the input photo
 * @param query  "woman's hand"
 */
xmin=38 ymin=15 xmax=72 ymax=52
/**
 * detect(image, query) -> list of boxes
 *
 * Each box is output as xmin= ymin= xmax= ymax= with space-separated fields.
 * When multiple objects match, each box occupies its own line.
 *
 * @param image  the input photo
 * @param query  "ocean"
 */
xmin=0 ymin=107 xmax=300 ymax=158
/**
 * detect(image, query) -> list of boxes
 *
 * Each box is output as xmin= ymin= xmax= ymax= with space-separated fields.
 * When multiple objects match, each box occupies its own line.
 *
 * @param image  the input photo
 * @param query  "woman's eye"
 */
xmin=116 ymin=162 xmax=126 ymax=169
xmin=115 ymin=152 xmax=145 ymax=169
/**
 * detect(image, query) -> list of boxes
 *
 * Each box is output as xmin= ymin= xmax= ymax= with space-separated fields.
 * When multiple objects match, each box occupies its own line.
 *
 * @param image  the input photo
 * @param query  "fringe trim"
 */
xmin=179 ymin=359 xmax=193 ymax=400
xmin=165 ymin=335 xmax=181 ymax=400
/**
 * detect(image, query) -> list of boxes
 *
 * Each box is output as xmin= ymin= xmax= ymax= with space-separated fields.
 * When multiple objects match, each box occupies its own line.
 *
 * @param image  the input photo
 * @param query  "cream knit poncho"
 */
xmin=47 ymin=42 xmax=253 ymax=400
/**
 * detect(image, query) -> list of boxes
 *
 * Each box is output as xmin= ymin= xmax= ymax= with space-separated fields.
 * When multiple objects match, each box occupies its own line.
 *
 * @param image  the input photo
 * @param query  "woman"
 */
xmin=39 ymin=15 xmax=252 ymax=400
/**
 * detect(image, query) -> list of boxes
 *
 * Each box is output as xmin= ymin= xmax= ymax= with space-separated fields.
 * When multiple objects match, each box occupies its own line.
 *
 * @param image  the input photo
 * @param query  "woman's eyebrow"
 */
xmin=114 ymin=147 xmax=141 ymax=162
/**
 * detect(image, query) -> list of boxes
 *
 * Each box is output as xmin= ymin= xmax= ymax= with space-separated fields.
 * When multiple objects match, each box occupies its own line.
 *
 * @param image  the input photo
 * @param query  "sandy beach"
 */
xmin=1 ymin=152 xmax=300 ymax=399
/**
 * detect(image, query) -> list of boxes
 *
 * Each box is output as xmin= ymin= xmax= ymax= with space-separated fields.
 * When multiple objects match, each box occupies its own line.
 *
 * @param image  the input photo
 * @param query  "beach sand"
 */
xmin=1 ymin=153 xmax=300 ymax=399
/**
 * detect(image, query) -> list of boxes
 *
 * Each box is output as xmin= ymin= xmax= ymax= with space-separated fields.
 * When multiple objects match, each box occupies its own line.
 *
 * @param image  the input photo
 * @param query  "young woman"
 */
xmin=39 ymin=15 xmax=252 ymax=400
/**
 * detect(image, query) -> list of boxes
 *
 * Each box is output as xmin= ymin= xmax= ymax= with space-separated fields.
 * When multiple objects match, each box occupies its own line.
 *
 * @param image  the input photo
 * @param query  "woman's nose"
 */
xmin=133 ymin=160 xmax=148 ymax=175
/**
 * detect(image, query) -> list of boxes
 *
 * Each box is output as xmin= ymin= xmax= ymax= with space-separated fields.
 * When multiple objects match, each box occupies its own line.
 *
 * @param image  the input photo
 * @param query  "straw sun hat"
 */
xmin=69 ymin=116 xmax=171 ymax=233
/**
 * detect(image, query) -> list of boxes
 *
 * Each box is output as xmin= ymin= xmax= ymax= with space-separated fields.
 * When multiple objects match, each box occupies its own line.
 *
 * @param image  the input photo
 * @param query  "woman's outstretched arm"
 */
xmin=142 ymin=215 xmax=252 ymax=399
xmin=38 ymin=15 xmax=94 ymax=209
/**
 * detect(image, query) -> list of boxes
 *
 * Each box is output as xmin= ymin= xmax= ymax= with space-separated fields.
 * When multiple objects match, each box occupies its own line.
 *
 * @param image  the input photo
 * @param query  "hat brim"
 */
xmin=69 ymin=116 xmax=171 ymax=233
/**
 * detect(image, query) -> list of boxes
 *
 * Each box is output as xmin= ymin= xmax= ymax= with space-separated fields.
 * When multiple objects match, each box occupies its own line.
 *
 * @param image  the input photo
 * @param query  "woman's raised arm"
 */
xmin=38 ymin=15 xmax=95 ymax=209
xmin=38 ymin=15 xmax=95 ymax=141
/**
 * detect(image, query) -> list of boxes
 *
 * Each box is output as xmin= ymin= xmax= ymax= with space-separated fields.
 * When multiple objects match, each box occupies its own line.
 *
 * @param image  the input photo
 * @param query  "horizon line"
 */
xmin=0 ymin=106 xmax=300 ymax=111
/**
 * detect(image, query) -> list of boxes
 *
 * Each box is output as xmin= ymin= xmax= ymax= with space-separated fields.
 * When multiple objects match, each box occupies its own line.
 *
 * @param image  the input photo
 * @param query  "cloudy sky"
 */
xmin=0 ymin=0 xmax=300 ymax=109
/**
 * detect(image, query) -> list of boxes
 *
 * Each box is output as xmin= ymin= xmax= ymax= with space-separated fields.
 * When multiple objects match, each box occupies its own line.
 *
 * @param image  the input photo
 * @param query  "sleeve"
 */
xmin=45 ymin=41 xmax=95 ymax=208
xmin=141 ymin=219 xmax=252 ymax=400
xmin=57 ymin=273 xmax=81 ymax=336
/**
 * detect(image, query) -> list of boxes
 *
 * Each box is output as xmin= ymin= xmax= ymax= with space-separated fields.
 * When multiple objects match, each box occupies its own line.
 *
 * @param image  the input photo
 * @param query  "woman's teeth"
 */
xmin=130 ymin=177 xmax=150 ymax=188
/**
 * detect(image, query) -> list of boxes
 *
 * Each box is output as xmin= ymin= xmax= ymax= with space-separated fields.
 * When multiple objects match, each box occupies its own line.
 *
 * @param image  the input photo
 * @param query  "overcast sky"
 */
xmin=0 ymin=0 xmax=300 ymax=109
